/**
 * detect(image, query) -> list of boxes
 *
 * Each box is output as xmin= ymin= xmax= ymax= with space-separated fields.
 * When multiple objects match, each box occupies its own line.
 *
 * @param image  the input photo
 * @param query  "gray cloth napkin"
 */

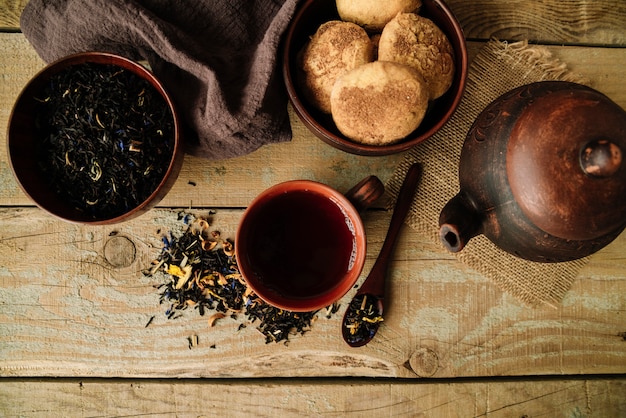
xmin=21 ymin=0 xmax=300 ymax=159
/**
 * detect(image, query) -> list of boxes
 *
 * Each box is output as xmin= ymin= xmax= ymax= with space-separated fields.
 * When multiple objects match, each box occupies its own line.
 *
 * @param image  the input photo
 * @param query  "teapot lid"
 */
xmin=506 ymin=83 xmax=626 ymax=241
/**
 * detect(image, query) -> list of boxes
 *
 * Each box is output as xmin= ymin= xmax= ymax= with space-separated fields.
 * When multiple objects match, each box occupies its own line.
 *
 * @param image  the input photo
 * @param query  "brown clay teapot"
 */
xmin=439 ymin=81 xmax=626 ymax=262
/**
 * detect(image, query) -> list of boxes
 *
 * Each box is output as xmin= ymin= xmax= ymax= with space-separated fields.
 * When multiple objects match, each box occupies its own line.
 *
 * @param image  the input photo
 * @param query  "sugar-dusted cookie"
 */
xmin=298 ymin=20 xmax=374 ymax=113
xmin=378 ymin=13 xmax=454 ymax=100
xmin=330 ymin=61 xmax=429 ymax=145
xmin=337 ymin=0 xmax=422 ymax=32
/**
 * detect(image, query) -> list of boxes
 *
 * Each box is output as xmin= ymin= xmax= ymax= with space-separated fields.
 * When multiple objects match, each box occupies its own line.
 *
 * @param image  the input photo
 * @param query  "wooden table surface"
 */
xmin=1 ymin=0 xmax=626 ymax=416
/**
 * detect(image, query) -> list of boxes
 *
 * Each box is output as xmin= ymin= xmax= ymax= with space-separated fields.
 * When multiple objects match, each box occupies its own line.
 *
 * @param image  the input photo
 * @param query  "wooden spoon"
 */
xmin=341 ymin=163 xmax=422 ymax=347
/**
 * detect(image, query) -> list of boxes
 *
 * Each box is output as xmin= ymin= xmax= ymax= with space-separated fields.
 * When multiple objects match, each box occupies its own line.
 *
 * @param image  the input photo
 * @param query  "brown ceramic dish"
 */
xmin=282 ymin=0 xmax=468 ymax=156
xmin=7 ymin=52 xmax=184 ymax=225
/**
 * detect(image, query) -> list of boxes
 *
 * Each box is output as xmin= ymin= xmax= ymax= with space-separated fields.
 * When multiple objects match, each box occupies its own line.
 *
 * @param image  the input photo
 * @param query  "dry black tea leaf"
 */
xmin=342 ymin=294 xmax=383 ymax=346
xmin=35 ymin=62 xmax=174 ymax=219
xmin=145 ymin=213 xmax=336 ymax=344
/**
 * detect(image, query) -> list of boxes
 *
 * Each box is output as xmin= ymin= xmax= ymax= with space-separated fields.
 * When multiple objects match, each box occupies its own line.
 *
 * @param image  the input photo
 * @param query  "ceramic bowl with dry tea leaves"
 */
xmin=7 ymin=52 xmax=184 ymax=224
xmin=282 ymin=0 xmax=468 ymax=155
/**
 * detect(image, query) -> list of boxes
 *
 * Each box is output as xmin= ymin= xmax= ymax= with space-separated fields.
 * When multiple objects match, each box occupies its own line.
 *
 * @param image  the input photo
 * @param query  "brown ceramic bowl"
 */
xmin=7 ymin=52 xmax=184 ymax=224
xmin=282 ymin=0 xmax=468 ymax=156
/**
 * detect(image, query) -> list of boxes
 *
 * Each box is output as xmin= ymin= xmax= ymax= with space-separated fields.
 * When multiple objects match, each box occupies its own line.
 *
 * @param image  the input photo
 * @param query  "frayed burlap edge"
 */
xmin=387 ymin=38 xmax=589 ymax=307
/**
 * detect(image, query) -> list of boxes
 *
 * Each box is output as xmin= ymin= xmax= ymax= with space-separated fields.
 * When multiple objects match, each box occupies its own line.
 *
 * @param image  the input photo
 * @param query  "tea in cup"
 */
xmin=236 ymin=177 xmax=382 ymax=311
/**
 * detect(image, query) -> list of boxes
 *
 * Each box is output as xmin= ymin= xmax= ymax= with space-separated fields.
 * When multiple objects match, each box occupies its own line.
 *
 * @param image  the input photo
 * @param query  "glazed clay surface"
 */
xmin=439 ymin=81 xmax=626 ymax=262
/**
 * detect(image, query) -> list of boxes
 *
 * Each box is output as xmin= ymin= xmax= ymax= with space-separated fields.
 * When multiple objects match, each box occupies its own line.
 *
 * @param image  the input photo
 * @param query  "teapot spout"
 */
xmin=438 ymin=192 xmax=482 ymax=253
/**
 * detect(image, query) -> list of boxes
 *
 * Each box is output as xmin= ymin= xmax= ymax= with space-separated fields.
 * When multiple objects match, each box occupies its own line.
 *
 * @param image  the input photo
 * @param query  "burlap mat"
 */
xmin=387 ymin=38 xmax=590 ymax=307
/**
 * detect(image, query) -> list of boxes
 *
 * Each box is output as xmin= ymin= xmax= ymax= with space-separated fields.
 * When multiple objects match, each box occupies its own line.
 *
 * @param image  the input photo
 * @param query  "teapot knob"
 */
xmin=580 ymin=139 xmax=622 ymax=177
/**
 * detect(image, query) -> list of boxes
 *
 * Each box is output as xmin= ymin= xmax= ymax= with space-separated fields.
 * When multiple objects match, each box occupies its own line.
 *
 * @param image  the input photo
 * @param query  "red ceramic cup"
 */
xmin=236 ymin=176 xmax=383 ymax=312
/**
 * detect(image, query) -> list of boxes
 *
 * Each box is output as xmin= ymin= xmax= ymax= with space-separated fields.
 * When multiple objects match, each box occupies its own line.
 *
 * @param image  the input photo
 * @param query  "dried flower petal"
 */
xmin=223 ymin=240 xmax=234 ymax=256
xmin=208 ymin=312 xmax=226 ymax=327
xmin=147 ymin=213 xmax=335 ymax=344
xmin=188 ymin=334 xmax=198 ymax=349
xmin=167 ymin=264 xmax=193 ymax=289
xmin=217 ymin=272 xmax=228 ymax=286
xmin=197 ymin=219 xmax=210 ymax=232
xmin=202 ymin=240 xmax=218 ymax=251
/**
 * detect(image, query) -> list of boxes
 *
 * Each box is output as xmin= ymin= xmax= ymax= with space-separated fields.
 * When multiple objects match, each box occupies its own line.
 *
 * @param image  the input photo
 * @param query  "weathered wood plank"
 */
xmin=0 ymin=33 xmax=44 ymax=206
xmin=447 ymin=0 xmax=626 ymax=46
xmin=1 ymin=377 xmax=626 ymax=417
xmin=1 ymin=0 xmax=626 ymax=385
xmin=2 ymin=33 xmax=626 ymax=209
xmin=2 ymin=0 xmax=626 ymax=46
xmin=0 ymin=0 xmax=25 ymax=30
xmin=0 ymin=207 xmax=625 ymax=378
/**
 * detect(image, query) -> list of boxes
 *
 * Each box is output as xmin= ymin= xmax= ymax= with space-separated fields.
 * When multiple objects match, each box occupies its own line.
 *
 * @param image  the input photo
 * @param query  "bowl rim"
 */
xmin=282 ymin=0 xmax=468 ymax=156
xmin=6 ymin=51 xmax=184 ymax=225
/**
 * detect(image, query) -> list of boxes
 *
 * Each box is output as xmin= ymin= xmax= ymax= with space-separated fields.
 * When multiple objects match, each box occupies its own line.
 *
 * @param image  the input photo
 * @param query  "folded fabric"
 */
xmin=21 ymin=0 xmax=299 ymax=159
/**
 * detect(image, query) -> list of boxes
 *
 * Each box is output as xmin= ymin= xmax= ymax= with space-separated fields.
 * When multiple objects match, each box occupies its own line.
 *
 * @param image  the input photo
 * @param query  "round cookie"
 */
xmin=337 ymin=0 xmax=422 ymax=32
xmin=298 ymin=20 xmax=374 ymax=114
xmin=378 ymin=13 xmax=455 ymax=100
xmin=330 ymin=61 xmax=429 ymax=146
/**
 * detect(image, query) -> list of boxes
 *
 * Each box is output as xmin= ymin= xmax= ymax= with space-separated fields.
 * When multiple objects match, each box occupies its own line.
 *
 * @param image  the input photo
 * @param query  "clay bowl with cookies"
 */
xmin=282 ymin=0 xmax=468 ymax=156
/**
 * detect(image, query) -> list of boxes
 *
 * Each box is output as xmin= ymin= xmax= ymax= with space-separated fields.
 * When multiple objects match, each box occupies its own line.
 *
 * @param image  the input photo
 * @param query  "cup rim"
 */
xmin=235 ymin=180 xmax=367 ymax=312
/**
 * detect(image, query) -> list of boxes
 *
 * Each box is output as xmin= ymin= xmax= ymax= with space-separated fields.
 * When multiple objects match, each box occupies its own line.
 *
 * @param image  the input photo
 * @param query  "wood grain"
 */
xmin=2 ymin=0 xmax=625 ymax=45
xmin=447 ymin=0 xmax=626 ymax=46
xmin=1 ymin=377 xmax=625 ymax=417
xmin=0 ymin=208 xmax=625 ymax=378
xmin=0 ymin=0 xmax=25 ymax=30
xmin=1 ymin=0 xmax=626 ymax=414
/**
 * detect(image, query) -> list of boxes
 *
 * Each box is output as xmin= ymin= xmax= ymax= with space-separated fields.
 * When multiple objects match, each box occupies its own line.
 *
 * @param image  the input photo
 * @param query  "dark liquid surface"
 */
xmin=244 ymin=190 xmax=357 ymax=299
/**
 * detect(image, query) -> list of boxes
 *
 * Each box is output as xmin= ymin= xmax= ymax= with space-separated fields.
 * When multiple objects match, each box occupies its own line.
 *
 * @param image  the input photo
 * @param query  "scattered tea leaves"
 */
xmin=342 ymin=294 xmax=383 ymax=346
xmin=145 ymin=213 xmax=337 ymax=344
xmin=188 ymin=334 xmax=199 ymax=349
xmin=144 ymin=315 xmax=155 ymax=328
